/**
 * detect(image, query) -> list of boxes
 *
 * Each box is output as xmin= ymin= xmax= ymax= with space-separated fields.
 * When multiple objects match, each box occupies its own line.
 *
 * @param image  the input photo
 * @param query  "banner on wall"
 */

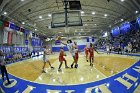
xmin=12 ymin=33 xmax=16 ymax=44
xmin=55 ymin=40 xmax=61 ymax=45
xmin=9 ymin=23 xmax=15 ymax=30
xmin=137 ymin=17 xmax=140 ymax=27
xmin=25 ymin=40 xmax=28 ymax=45
xmin=15 ymin=26 xmax=20 ymax=31
xmin=86 ymin=37 xmax=89 ymax=42
xmin=7 ymin=32 xmax=13 ymax=44
xmin=111 ymin=26 xmax=120 ymax=37
xmin=3 ymin=31 xmax=8 ymax=43
xmin=86 ymin=37 xmax=94 ymax=42
xmin=4 ymin=21 xmax=9 ymax=27
xmin=130 ymin=20 xmax=139 ymax=31
xmin=120 ymin=22 xmax=131 ymax=34
xmin=92 ymin=37 xmax=94 ymax=42
xmin=24 ymin=29 xmax=29 ymax=34
xmin=31 ymin=38 xmax=41 ymax=46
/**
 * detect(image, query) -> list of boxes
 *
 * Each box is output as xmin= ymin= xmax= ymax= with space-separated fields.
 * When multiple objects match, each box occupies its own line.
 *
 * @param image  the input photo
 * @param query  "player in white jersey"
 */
xmin=42 ymin=46 xmax=54 ymax=73
xmin=71 ymin=42 xmax=79 ymax=68
xmin=61 ymin=40 xmax=76 ymax=68
xmin=62 ymin=40 xmax=74 ymax=56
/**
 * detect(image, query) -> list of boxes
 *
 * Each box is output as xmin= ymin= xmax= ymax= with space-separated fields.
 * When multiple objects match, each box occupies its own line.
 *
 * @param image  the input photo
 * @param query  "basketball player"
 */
xmin=84 ymin=45 xmax=89 ymax=62
xmin=0 ymin=50 xmax=11 ymax=84
xmin=71 ymin=42 xmax=79 ymax=68
xmin=89 ymin=43 xmax=99 ymax=67
xmin=42 ymin=46 xmax=54 ymax=73
xmin=61 ymin=40 xmax=76 ymax=68
xmin=58 ymin=47 xmax=69 ymax=72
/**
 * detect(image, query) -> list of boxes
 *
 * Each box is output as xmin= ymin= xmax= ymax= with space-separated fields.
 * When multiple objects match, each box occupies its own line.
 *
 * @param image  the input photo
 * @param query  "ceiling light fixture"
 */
xmin=92 ymin=12 xmax=96 ymax=15
xmin=135 ymin=11 xmax=139 ymax=14
xmin=84 ymin=24 xmax=88 ymax=26
xmin=121 ymin=19 xmax=124 ymax=21
xmin=22 ymin=22 xmax=25 ymax=24
xmin=48 ymin=14 xmax=52 ymax=17
xmin=120 ymin=0 xmax=125 ymax=2
xmin=80 ymin=11 xmax=84 ymax=14
xmin=39 ymin=16 xmax=42 ymax=19
xmin=21 ymin=0 xmax=25 ymax=1
xmin=3 ymin=12 xmax=7 ymax=15
xmin=104 ymin=14 xmax=108 ymax=17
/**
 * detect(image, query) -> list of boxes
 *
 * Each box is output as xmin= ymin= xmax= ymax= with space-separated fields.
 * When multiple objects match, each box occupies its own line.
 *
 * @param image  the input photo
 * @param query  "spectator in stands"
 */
xmin=29 ymin=46 xmax=33 ymax=58
xmin=0 ymin=50 xmax=11 ymax=84
xmin=106 ymin=44 xmax=110 ymax=54
xmin=117 ymin=45 xmax=122 ymax=54
xmin=132 ymin=40 xmax=137 ymax=53
xmin=109 ymin=44 xmax=112 ymax=53
xmin=123 ymin=46 xmax=127 ymax=54
xmin=127 ymin=42 xmax=132 ymax=53
xmin=132 ymin=44 xmax=138 ymax=53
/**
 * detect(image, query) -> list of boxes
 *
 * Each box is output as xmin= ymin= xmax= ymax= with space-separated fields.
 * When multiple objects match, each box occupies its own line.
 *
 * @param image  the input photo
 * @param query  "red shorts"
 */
xmin=75 ymin=56 xmax=79 ymax=60
xmin=59 ymin=57 xmax=66 ymax=62
xmin=75 ymin=56 xmax=79 ymax=63
xmin=89 ymin=54 xmax=94 ymax=58
xmin=85 ymin=52 xmax=88 ymax=56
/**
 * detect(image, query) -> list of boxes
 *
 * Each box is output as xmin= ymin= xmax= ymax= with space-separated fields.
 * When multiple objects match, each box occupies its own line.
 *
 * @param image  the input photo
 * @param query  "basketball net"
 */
xmin=64 ymin=27 xmax=70 ymax=34
xmin=64 ymin=27 xmax=71 ymax=39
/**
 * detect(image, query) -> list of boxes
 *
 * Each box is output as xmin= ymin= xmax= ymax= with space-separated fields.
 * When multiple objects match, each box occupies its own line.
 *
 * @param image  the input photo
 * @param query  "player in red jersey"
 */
xmin=84 ymin=45 xmax=89 ymax=62
xmin=58 ymin=47 xmax=69 ymax=72
xmin=88 ymin=43 xmax=99 ymax=67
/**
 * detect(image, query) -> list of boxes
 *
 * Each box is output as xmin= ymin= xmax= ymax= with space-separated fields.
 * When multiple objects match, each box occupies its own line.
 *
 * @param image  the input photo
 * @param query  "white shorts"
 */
xmin=43 ymin=56 xmax=49 ymax=62
xmin=71 ymin=52 xmax=75 ymax=57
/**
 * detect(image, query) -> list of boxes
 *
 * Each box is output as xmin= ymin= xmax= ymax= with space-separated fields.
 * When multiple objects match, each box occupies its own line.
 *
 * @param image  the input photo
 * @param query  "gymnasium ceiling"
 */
xmin=0 ymin=0 xmax=140 ymax=38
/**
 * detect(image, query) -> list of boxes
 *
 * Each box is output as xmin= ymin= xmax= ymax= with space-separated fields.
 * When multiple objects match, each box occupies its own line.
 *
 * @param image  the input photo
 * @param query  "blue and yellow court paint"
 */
xmin=0 ymin=52 xmax=140 ymax=93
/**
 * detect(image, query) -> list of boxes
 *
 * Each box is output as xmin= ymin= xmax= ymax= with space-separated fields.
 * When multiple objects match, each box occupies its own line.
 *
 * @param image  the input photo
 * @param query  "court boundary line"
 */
xmin=0 ymin=87 xmax=5 ymax=93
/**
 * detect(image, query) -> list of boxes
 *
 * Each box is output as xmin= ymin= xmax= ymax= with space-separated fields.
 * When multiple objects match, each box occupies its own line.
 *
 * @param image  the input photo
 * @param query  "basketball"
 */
xmin=56 ymin=36 xmax=61 ymax=41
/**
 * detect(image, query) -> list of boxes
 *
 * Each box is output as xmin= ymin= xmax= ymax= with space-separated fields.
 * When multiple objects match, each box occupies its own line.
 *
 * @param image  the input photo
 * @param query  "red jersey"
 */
xmin=89 ymin=47 xmax=94 ymax=58
xmin=75 ymin=49 xmax=79 ymax=59
xmin=59 ymin=49 xmax=66 ymax=61
xmin=84 ymin=47 xmax=89 ymax=55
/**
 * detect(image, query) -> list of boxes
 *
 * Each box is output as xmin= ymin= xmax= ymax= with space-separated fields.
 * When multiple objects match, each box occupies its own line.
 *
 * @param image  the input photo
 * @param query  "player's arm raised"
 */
xmin=94 ymin=47 xmax=99 ymax=54
xmin=61 ymin=42 xmax=67 ymax=46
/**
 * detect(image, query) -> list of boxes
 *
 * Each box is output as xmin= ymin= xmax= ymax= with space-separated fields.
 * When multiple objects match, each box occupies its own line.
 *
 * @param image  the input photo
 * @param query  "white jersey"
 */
xmin=74 ymin=48 xmax=78 ymax=54
xmin=67 ymin=43 xmax=75 ymax=56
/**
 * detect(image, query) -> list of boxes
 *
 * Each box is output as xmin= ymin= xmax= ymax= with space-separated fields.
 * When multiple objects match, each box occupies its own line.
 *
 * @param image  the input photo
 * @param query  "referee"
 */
xmin=0 ymin=50 xmax=11 ymax=84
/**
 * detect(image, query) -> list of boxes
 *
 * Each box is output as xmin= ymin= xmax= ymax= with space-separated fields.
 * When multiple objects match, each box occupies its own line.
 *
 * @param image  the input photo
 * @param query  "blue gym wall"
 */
xmin=52 ymin=38 xmax=98 ymax=52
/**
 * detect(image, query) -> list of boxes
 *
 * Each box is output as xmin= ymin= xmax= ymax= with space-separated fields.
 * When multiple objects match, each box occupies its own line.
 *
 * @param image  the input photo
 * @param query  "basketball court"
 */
xmin=0 ymin=0 xmax=140 ymax=93
xmin=0 ymin=52 xmax=139 ymax=93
